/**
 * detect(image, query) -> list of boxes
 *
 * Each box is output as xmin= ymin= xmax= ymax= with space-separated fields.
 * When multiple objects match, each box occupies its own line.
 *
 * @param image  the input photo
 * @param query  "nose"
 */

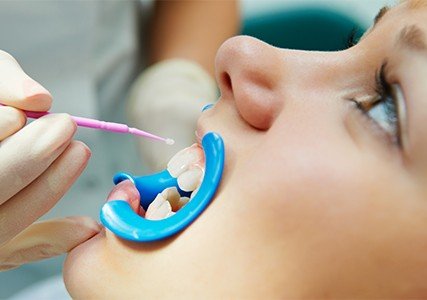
xmin=215 ymin=36 xmax=284 ymax=130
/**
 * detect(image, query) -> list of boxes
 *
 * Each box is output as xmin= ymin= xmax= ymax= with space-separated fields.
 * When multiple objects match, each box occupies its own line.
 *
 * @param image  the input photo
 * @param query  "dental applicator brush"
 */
xmin=0 ymin=104 xmax=174 ymax=144
xmin=25 ymin=110 xmax=175 ymax=145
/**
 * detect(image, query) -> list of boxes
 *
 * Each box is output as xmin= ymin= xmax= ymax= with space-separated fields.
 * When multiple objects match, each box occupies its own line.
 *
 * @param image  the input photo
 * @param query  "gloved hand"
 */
xmin=0 ymin=50 xmax=100 ymax=271
xmin=127 ymin=59 xmax=218 ymax=171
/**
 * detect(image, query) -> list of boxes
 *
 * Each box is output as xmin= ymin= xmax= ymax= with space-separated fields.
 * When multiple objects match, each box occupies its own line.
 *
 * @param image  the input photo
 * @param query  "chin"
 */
xmin=63 ymin=230 xmax=106 ymax=299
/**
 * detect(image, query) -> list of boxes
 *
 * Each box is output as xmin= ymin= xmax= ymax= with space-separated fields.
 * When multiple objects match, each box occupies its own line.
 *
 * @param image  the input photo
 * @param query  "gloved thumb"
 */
xmin=0 ymin=216 xmax=100 ymax=271
xmin=0 ymin=50 xmax=52 ymax=112
xmin=127 ymin=59 xmax=218 ymax=171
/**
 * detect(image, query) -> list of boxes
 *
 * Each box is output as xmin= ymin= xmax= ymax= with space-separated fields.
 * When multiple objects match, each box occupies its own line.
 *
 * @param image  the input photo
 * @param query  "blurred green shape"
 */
xmin=242 ymin=7 xmax=366 ymax=51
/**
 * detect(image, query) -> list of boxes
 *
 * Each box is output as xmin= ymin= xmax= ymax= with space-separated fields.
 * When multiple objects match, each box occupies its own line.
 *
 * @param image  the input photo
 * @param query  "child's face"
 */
xmin=64 ymin=1 xmax=427 ymax=298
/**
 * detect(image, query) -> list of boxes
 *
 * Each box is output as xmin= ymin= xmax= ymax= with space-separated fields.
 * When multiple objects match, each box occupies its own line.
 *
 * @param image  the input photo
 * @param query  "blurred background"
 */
xmin=0 ymin=0 xmax=395 ymax=298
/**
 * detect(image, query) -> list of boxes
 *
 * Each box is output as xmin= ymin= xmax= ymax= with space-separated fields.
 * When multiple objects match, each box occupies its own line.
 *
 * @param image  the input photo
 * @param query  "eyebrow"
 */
xmin=358 ymin=6 xmax=390 ymax=40
xmin=397 ymin=25 xmax=427 ymax=51
xmin=373 ymin=6 xmax=390 ymax=28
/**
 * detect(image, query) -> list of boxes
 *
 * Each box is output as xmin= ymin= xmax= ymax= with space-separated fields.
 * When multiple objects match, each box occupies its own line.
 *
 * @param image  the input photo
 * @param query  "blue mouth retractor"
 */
xmin=100 ymin=132 xmax=225 ymax=242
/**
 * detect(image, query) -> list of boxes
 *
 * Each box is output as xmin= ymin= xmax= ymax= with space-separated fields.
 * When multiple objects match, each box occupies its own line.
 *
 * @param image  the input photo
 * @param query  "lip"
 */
xmin=195 ymin=129 xmax=203 ymax=146
xmin=196 ymin=116 xmax=208 ymax=146
xmin=106 ymin=180 xmax=142 ymax=214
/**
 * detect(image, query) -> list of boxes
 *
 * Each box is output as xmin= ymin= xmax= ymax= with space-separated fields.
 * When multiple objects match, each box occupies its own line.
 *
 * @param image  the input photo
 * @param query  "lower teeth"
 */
xmin=145 ymin=143 xmax=205 ymax=220
xmin=144 ymin=183 xmax=201 ymax=221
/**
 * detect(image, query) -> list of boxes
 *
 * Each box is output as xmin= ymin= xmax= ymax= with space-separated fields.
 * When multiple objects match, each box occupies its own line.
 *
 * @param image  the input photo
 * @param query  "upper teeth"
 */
xmin=167 ymin=143 xmax=205 ymax=192
xmin=167 ymin=144 xmax=205 ymax=177
xmin=145 ymin=144 xmax=205 ymax=220
xmin=177 ymin=166 xmax=203 ymax=192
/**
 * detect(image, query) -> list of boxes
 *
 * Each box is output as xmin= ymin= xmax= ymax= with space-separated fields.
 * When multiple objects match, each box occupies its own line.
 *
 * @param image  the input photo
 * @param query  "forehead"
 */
xmin=398 ymin=0 xmax=427 ymax=16
xmin=385 ymin=2 xmax=427 ymax=50
xmin=370 ymin=1 xmax=427 ymax=36
xmin=390 ymin=0 xmax=427 ymax=18
xmin=402 ymin=0 xmax=427 ymax=9
xmin=361 ymin=1 xmax=427 ymax=43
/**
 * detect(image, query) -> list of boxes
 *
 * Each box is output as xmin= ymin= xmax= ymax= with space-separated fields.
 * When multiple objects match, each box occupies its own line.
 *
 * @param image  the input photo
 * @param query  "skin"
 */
xmin=149 ymin=0 xmax=240 ymax=76
xmin=64 ymin=1 xmax=427 ymax=298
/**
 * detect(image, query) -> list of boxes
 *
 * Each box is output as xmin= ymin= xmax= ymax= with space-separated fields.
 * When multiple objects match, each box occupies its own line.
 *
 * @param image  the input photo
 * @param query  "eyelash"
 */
xmin=352 ymin=62 xmax=401 ymax=147
xmin=346 ymin=28 xmax=360 ymax=49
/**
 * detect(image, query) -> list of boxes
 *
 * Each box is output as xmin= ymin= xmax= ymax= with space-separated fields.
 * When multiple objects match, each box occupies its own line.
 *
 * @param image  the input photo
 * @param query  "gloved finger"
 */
xmin=0 ymin=113 xmax=77 ymax=206
xmin=0 ymin=216 xmax=100 ymax=271
xmin=0 ymin=106 xmax=27 ymax=141
xmin=127 ymin=59 xmax=217 ymax=171
xmin=0 ymin=140 xmax=91 ymax=246
xmin=0 ymin=50 xmax=52 ymax=112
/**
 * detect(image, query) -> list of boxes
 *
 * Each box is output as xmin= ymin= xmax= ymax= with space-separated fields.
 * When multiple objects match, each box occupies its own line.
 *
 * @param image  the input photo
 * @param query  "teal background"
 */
xmin=242 ymin=7 xmax=365 ymax=51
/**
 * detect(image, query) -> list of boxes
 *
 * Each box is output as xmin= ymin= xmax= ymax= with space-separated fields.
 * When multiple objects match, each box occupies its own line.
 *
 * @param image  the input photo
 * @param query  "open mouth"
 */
xmin=100 ymin=132 xmax=224 ymax=242
xmin=144 ymin=143 xmax=205 ymax=219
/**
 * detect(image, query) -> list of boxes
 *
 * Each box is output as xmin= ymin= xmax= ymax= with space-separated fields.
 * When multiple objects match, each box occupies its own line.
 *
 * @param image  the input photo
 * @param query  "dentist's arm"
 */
xmin=149 ymin=0 xmax=240 ymax=75
xmin=0 ymin=50 xmax=100 ymax=271
xmin=128 ymin=1 xmax=239 ymax=171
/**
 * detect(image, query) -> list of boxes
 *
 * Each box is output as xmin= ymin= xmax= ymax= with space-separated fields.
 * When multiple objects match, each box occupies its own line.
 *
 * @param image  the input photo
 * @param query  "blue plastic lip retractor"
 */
xmin=100 ymin=132 xmax=225 ymax=242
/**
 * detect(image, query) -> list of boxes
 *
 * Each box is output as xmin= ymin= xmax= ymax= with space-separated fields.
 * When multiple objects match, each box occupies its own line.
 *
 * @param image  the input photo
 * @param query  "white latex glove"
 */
xmin=0 ymin=50 xmax=100 ymax=271
xmin=127 ymin=59 xmax=218 ymax=171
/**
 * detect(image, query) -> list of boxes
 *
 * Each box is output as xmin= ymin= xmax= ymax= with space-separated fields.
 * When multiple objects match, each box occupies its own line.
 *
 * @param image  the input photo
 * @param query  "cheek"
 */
xmin=227 ymin=117 xmax=395 ymax=250
xmin=231 ymin=132 xmax=427 ymax=294
xmin=234 ymin=122 xmax=357 ymax=201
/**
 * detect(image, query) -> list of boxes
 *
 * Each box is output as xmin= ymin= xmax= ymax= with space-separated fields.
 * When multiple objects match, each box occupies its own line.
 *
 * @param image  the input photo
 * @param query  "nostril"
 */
xmin=223 ymin=73 xmax=232 ymax=90
xmin=221 ymin=72 xmax=233 ymax=94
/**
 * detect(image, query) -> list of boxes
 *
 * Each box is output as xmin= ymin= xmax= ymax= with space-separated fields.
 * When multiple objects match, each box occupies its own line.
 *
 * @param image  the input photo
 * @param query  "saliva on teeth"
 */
xmin=145 ymin=144 xmax=205 ymax=220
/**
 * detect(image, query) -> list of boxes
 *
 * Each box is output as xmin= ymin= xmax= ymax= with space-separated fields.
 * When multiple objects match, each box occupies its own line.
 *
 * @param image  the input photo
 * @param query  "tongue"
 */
xmin=107 ymin=180 xmax=143 ymax=214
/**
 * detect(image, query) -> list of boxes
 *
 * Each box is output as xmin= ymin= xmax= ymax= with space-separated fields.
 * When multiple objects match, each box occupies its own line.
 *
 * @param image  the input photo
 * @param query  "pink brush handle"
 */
xmin=72 ymin=116 xmax=129 ymax=132
xmin=1 ymin=104 xmax=170 ymax=143
xmin=25 ymin=111 xmax=130 ymax=132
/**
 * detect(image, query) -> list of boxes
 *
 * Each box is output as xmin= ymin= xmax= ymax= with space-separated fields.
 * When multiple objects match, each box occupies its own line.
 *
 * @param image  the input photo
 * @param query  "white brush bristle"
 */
xmin=165 ymin=138 xmax=175 ymax=145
